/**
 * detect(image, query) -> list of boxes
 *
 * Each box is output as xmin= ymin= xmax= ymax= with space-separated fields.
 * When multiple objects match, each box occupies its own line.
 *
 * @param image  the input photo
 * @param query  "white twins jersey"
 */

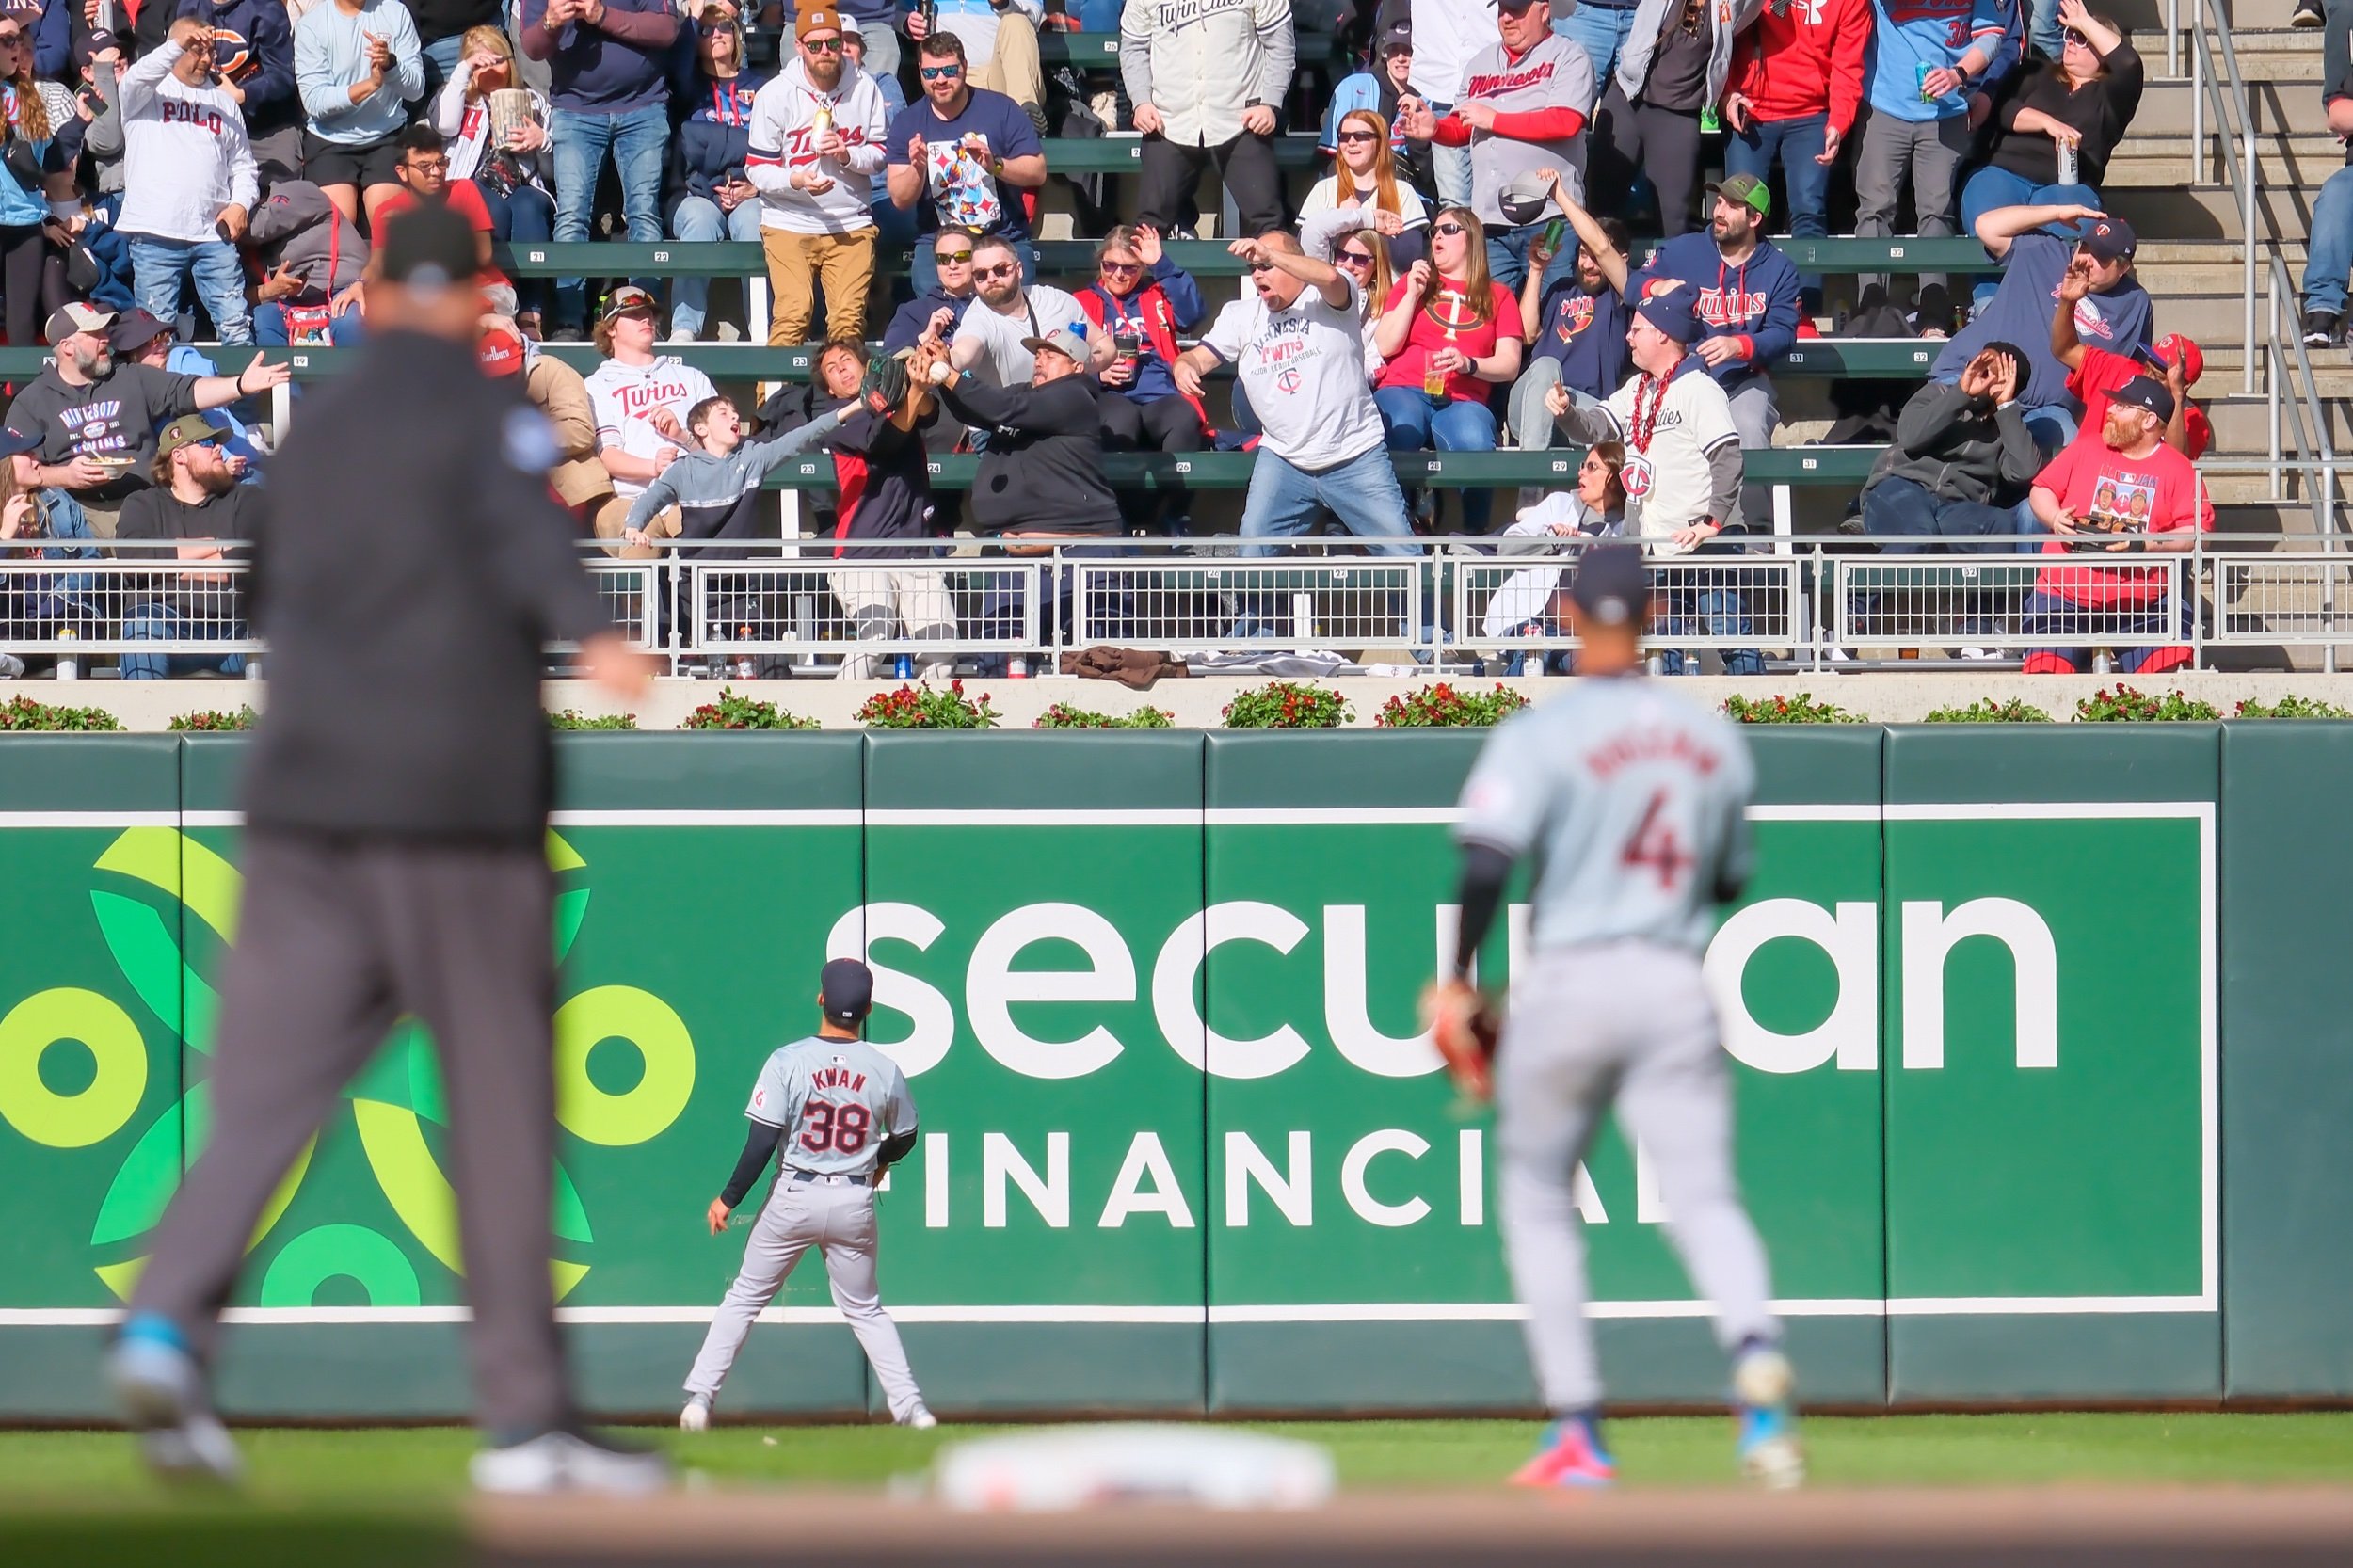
xmin=584 ymin=356 xmax=719 ymax=502
xmin=1593 ymin=359 xmax=1741 ymax=538
xmin=745 ymin=1035 xmax=919 ymax=1178
xmin=1455 ymin=675 xmax=1755 ymax=954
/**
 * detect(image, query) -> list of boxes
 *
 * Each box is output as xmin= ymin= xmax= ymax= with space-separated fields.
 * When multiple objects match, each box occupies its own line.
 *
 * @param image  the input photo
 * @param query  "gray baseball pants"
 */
xmin=683 ymin=1174 xmax=926 ymax=1419
xmin=1497 ymin=940 xmax=1780 ymax=1413
xmin=128 ymin=831 xmax=573 ymax=1438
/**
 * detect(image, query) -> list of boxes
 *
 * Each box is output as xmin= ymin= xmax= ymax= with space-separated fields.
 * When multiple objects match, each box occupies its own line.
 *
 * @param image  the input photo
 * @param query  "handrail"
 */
xmin=2185 ymin=0 xmax=2262 ymax=394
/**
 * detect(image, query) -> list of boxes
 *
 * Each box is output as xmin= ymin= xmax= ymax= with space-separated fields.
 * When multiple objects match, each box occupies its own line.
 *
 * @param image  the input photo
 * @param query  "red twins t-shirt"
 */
xmin=2067 ymin=346 xmax=2212 ymax=460
xmin=1375 ymin=278 xmax=1525 ymax=404
xmin=2032 ymin=437 xmax=2214 ymax=607
xmin=376 ymin=180 xmax=509 ymax=289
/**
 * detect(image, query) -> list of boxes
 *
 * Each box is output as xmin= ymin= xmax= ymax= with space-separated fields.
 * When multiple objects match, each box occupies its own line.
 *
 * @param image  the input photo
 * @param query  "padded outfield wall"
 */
xmin=0 ymin=728 xmax=2345 ymax=1417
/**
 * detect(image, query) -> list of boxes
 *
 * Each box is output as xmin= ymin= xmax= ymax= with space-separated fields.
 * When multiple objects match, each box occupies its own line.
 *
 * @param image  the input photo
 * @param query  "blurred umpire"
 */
xmin=109 ymin=205 xmax=664 ymax=1496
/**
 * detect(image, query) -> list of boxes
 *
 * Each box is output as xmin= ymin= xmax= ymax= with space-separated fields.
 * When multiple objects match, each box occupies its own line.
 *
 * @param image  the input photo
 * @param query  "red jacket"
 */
xmin=1727 ymin=0 xmax=1870 ymax=139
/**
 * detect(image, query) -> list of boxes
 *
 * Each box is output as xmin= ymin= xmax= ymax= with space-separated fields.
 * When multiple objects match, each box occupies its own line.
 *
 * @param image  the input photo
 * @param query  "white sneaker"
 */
xmin=1959 ymin=646 xmax=1999 ymax=661
xmin=680 ymin=1396 xmax=711 ymax=1432
xmin=901 ymin=1406 xmax=938 ymax=1430
xmin=666 ymin=325 xmax=697 ymax=342
xmin=471 ymin=1431 xmax=672 ymax=1496
xmin=109 ymin=1319 xmax=242 ymax=1485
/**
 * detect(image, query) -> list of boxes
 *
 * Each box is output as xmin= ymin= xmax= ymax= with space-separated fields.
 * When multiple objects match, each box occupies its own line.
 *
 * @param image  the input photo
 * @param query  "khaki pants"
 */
xmin=591 ymin=497 xmax=680 ymax=559
xmin=764 ymin=227 xmax=878 ymax=347
xmin=968 ymin=12 xmax=1043 ymax=122
xmin=831 ymin=563 xmax=958 ymax=679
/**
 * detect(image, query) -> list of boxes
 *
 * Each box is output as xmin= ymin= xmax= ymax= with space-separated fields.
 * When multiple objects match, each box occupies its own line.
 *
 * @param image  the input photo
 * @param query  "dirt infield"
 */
xmin=473 ymin=1487 xmax=2353 ymax=1567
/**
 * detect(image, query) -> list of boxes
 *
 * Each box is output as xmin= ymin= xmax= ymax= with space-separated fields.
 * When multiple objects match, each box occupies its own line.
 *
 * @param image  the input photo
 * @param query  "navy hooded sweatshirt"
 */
xmin=1637 ymin=232 xmax=1803 ymax=392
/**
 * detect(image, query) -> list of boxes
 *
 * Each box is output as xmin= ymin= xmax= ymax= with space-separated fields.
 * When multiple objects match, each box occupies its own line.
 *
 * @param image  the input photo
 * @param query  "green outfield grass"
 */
xmin=3 ymin=1413 xmax=2351 ymax=1512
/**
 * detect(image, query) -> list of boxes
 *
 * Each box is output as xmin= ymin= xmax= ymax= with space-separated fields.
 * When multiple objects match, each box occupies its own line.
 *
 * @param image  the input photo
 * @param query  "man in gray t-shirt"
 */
xmin=680 ymin=958 xmax=934 ymax=1430
xmin=1423 ymin=544 xmax=1800 ymax=1493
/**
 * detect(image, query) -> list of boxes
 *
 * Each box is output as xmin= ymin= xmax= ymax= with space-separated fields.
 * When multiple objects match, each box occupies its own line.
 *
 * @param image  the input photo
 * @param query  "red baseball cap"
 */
xmin=478 ymin=328 xmax=525 ymax=377
xmin=2152 ymin=333 xmax=2204 ymax=387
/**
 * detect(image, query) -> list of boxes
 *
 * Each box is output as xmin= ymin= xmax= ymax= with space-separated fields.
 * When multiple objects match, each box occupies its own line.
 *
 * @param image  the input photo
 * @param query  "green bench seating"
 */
xmin=762 ymin=446 xmax=1880 ymax=490
xmin=1034 ymin=29 xmax=1341 ymax=68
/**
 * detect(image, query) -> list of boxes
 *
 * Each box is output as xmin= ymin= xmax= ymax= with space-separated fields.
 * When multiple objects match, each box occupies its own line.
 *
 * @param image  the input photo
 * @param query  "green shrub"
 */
xmin=680 ymin=687 xmax=823 ymax=730
xmin=856 ymin=680 xmax=1000 ymax=729
xmin=0 ymin=695 xmax=124 ymax=731
xmin=1722 ymin=693 xmax=1860 ymax=725
xmin=1375 ymin=682 xmax=1531 ymax=728
xmin=1033 ymin=702 xmax=1175 ymax=728
xmin=1222 ymin=680 xmax=1352 ymax=728
xmin=549 ymin=709 xmax=640 ymax=729
xmin=2233 ymin=695 xmax=2353 ymax=719
xmin=168 ymin=705 xmax=259 ymax=731
xmin=2074 ymin=685 xmax=2221 ymax=723
xmin=1920 ymin=697 xmax=2054 ymax=724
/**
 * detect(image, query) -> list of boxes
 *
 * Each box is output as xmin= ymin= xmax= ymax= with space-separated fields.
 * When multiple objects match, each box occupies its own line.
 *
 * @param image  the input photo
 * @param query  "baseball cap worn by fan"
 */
xmin=1707 ymin=172 xmax=1770 ymax=219
xmin=155 ymin=413 xmax=223 ymax=461
xmin=1572 ymin=543 xmax=1649 ymax=628
xmin=1022 ymin=325 xmax=1089 ymax=363
xmin=1635 ymin=286 xmax=1702 ymax=345
xmin=45 ymin=301 xmax=115 ymax=343
xmin=0 ymin=425 xmax=42 ymax=460
xmin=822 ymin=957 xmax=873 ymax=1026
xmin=600 ymin=285 xmax=660 ymax=323
xmin=378 ymin=201 xmax=481 ymax=290
xmin=2109 ymin=374 xmax=2175 ymax=424
xmin=1376 ymin=21 xmax=1412 ymax=56
xmin=109 ymin=308 xmax=172 ymax=354
xmin=797 ymin=6 xmax=845 ymax=38
xmin=478 ymin=328 xmax=526 ymax=377
xmin=2078 ymin=216 xmax=2137 ymax=263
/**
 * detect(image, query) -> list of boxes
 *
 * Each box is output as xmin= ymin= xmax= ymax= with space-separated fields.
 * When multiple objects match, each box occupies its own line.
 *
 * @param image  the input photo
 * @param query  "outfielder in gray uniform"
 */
xmin=1424 ymin=543 xmax=1802 ymax=1491
xmin=680 ymin=958 xmax=935 ymax=1431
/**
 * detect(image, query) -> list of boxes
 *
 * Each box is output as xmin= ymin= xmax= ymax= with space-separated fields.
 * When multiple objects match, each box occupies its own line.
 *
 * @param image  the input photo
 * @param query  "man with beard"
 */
xmin=1635 ymin=173 xmax=1800 ymax=533
xmin=1506 ymin=168 xmax=1632 ymax=454
xmin=111 ymin=414 xmax=257 ymax=680
xmin=934 ymin=232 xmax=1093 ymax=391
xmin=884 ymin=29 xmax=1045 ymax=300
xmin=2 ymin=301 xmax=290 ymax=537
xmin=746 ymin=8 xmax=889 ymax=346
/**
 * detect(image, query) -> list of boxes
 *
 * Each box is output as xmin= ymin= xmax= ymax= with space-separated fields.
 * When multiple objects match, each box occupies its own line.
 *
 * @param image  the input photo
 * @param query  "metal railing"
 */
xmin=12 ymin=533 xmax=2353 ymax=677
xmin=2186 ymin=0 xmax=2263 ymax=395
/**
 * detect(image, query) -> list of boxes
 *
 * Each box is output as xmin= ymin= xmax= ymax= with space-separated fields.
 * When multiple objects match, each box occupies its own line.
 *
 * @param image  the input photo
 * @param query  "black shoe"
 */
xmin=2292 ymin=0 xmax=2323 ymax=26
xmin=2302 ymin=309 xmax=2340 ymax=348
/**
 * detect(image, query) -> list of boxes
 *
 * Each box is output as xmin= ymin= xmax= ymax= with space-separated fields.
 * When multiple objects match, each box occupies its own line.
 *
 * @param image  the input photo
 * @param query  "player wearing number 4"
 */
xmin=1422 ymin=542 xmax=1801 ymax=1492
xmin=680 ymin=958 xmax=936 ymax=1431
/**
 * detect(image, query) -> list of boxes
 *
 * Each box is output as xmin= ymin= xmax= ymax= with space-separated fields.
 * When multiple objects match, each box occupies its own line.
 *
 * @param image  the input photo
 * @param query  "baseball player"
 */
xmin=1422 ymin=544 xmax=1802 ymax=1490
xmin=680 ymin=958 xmax=936 ymax=1431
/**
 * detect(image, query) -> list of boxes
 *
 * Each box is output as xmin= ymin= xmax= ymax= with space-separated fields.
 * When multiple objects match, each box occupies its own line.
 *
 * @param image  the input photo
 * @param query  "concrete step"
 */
xmin=2204 ymin=391 xmax=2353 ymax=451
xmin=2124 ymin=76 xmax=2326 ymax=137
xmin=2105 ymin=133 xmax=2347 ymax=193
xmin=2100 ymin=182 xmax=2305 ymax=240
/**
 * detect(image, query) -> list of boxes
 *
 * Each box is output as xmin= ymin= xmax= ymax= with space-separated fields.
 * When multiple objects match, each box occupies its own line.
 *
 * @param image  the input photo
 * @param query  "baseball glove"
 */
xmin=1424 ymin=981 xmax=1502 ymax=1102
xmin=861 ymin=352 xmax=911 ymax=415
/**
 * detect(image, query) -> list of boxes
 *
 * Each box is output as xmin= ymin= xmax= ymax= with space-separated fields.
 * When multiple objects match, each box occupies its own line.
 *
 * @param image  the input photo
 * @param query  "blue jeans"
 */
xmin=669 ymin=194 xmax=764 ymax=337
xmin=1421 ymin=102 xmax=1472 ymax=208
xmin=1724 ymin=112 xmax=1830 ymax=306
xmin=419 ymin=33 xmax=464 ymax=102
xmin=1552 ymin=4 xmax=1641 ymax=86
xmin=118 ymin=601 xmax=248 ymax=680
xmin=126 ymin=235 xmax=251 ymax=344
xmin=1073 ymin=0 xmax=1121 ymax=27
xmin=1374 ymin=385 xmax=1500 ymax=533
xmin=478 ymin=179 xmax=555 ymax=318
xmin=254 ymin=299 xmax=366 ymax=346
xmin=2027 ymin=0 xmax=2062 ymax=63
xmin=1238 ymin=443 xmax=1417 ymax=557
xmin=549 ymin=103 xmax=669 ymax=329
xmin=1960 ymin=174 xmax=2099 ymax=310
xmin=1485 ymin=222 xmax=1577 ymax=297
xmin=1660 ymin=564 xmax=1763 ymax=676
xmin=2022 ymin=403 xmax=2077 ymax=458
xmin=2303 ymin=163 xmax=2353 ymax=319
xmin=2020 ymin=587 xmax=2191 ymax=677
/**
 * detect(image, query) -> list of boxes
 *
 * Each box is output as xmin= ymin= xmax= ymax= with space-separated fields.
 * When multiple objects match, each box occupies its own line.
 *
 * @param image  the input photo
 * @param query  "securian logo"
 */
xmin=0 ymin=828 xmax=693 ymax=1308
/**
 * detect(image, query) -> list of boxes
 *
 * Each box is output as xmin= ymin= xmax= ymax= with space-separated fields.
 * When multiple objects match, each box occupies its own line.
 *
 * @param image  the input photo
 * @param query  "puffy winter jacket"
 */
xmin=1118 ymin=0 xmax=1296 ymax=149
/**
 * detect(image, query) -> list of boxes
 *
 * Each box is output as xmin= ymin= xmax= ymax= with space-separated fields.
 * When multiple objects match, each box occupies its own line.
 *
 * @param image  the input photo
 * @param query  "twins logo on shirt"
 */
xmin=610 ymin=378 xmax=703 ymax=420
xmin=1695 ymin=287 xmax=1768 ymax=328
xmin=1622 ymin=455 xmax=1655 ymax=498
xmin=1463 ymin=59 xmax=1558 ymax=99
xmin=2049 ymin=282 xmax=2121 ymax=342
xmin=1553 ymin=295 xmax=1595 ymax=342
xmin=56 ymin=398 xmax=133 ymax=457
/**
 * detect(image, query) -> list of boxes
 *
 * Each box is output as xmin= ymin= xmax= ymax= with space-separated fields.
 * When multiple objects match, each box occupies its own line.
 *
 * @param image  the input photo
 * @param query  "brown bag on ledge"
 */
xmin=1059 ymin=646 xmax=1191 ymax=690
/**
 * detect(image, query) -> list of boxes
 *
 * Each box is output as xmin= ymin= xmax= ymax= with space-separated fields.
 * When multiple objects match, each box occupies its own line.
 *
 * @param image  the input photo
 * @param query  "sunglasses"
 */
xmin=1432 ymin=221 xmax=1468 ymax=237
xmin=935 ymin=248 xmax=975 ymax=263
xmin=0 ymin=30 xmax=24 ymax=43
xmin=1337 ymin=250 xmax=1375 ymax=266
xmin=2063 ymin=27 xmax=2090 ymax=42
xmin=1337 ymin=130 xmax=1379 ymax=143
xmin=1248 ymin=260 xmax=1277 ymax=273
xmin=1100 ymin=259 xmax=1142 ymax=275
xmin=919 ymin=63 xmax=962 ymax=79
xmin=801 ymin=35 xmax=842 ymax=50
xmin=976 ymin=262 xmax=1018 ymax=279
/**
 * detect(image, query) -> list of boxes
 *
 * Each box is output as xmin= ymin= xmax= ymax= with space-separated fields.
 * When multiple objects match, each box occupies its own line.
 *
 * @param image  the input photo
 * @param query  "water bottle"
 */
xmin=1008 ymin=656 xmax=1030 ymax=678
xmin=893 ymin=652 xmax=914 ymax=680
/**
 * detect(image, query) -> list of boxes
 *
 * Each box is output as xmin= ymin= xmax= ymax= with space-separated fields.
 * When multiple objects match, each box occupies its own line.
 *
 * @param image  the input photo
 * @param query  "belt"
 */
xmin=786 ymin=1168 xmax=874 ymax=1187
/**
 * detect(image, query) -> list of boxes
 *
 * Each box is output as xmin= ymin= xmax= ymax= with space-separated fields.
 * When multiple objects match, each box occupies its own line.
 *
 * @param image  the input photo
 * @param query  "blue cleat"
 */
xmin=1733 ymin=1347 xmax=1804 ymax=1489
xmin=1509 ymin=1413 xmax=1617 ymax=1489
xmin=109 ymin=1314 xmax=241 ymax=1484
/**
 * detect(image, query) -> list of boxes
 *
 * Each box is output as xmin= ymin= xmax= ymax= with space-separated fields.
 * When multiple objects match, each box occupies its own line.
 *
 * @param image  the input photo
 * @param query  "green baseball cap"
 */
xmin=1707 ymin=172 xmax=1771 ymax=219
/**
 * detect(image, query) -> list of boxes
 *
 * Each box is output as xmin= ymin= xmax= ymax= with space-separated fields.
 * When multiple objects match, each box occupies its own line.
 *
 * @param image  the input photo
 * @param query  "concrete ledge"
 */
xmin=17 ymin=671 xmax=2353 ymax=732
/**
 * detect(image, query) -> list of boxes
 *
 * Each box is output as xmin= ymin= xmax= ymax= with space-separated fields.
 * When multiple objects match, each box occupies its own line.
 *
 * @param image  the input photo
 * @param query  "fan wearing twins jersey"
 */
xmin=680 ymin=958 xmax=935 ymax=1431
xmin=1423 ymin=543 xmax=1801 ymax=1492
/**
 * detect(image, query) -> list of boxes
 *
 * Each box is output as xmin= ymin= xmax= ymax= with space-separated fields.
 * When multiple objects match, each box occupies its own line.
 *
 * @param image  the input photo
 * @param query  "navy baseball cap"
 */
xmin=2109 ymin=374 xmax=2175 ymax=424
xmin=2077 ymin=216 xmax=2137 ymax=262
xmin=1571 ymin=542 xmax=1649 ymax=627
xmin=822 ymin=957 xmax=874 ymax=1025
xmin=0 ymin=424 xmax=41 ymax=459
xmin=1634 ymin=283 xmax=1702 ymax=345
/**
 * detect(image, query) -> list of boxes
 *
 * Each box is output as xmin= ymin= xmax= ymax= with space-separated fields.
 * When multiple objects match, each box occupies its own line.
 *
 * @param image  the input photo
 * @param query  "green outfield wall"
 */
xmin=0 ymin=727 xmax=2345 ymax=1418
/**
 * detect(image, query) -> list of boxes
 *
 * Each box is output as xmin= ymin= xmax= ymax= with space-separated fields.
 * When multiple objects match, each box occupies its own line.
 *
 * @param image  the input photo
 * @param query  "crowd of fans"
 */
xmin=0 ymin=0 xmax=2334 ymax=681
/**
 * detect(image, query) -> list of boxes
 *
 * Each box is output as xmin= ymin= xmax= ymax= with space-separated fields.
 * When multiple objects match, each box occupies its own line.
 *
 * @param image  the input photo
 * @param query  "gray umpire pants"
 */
xmin=1496 ymin=941 xmax=1780 ymax=1414
xmin=684 ymin=1173 xmax=926 ymax=1419
xmin=128 ymin=831 xmax=572 ymax=1438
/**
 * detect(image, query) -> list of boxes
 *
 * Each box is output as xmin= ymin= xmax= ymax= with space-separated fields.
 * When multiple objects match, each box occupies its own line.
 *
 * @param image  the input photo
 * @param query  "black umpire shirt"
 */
xmin=243 ymin=329 xmax=611 ymax=844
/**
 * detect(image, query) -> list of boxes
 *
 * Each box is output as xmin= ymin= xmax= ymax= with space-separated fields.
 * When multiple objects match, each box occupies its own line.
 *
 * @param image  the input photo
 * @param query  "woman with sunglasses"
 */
xmin=435 ymin=26 xmax=554 ymax=333
xmin=1076 ymin=221 xmax=1206 ymax=536
xmin=1300 ymin=108 xmax=1427 ymax=271
xmin=0 ymin=18 xmax=74 ymax=355
xmin=665 ymin=6 xmax=771 ymax=340
xmin=1481 ymin=441 xmax=1628 ymax=674
xmin=1372 ymin=205 xmax=1523 ymax=532
xmin=1958 ymin=0 xmax=2139 ymax=244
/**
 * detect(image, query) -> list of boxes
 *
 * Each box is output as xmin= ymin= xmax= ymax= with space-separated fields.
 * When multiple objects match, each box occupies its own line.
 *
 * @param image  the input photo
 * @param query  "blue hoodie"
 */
xmin=1638 ymin=232 xmax=1803 ymax=389
xmin=668 ymin=68 xmax=768 ymax=202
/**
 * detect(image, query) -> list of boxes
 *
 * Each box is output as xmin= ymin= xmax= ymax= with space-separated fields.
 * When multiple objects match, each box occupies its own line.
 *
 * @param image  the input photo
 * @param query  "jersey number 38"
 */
xmin=799 ymin=1099 xmax=872 ymax=1155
